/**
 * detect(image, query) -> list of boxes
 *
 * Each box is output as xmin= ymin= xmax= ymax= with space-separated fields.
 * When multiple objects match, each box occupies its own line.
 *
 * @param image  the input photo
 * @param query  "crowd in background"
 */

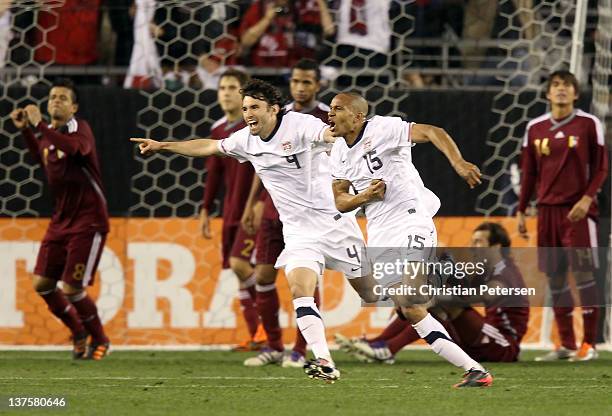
xmin=0 ymin=0 xmax=601 ymax=89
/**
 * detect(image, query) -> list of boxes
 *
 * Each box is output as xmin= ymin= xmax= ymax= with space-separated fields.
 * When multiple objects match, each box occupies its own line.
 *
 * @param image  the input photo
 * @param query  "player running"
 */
xmin=199 ymin=69 xmax=266 ymax=351
xmin=240 ymin=59 xmax=331 ymax=368
xmin=328 ymin=92 xmax=492 ymax=388
xmin=517 ymin=70 xmax=608 ymax=361
xmin=9 ymin=78 xmax=110 ymax=360
xmin=131 ymin=79 xmax=379 ymax=383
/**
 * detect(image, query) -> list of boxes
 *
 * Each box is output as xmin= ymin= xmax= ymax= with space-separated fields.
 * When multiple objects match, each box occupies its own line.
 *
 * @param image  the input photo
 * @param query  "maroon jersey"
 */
xmin=518 ymin=110 xmax=608 ymax=216
xmin=484 ymin=259 xmax=530 ymax=343
xmin=202 ymin=116 xmax=250 ymax=226
xmin=260 ymin=101 xmax=331 ymax=220
xmin=21 ymin=118 xmax=109 ymax=235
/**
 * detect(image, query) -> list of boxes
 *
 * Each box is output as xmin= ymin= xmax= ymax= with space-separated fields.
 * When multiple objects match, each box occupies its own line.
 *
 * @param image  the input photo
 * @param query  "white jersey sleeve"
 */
xmin=329 ymin=140 xmax=349 ymax=180
xmin=217 ymin=129 xmax=249 ymax=163
xmin=386 ymin=116 xmax=414 ymax=150
xmin=294 ymin=112 xmax=328 ymax=147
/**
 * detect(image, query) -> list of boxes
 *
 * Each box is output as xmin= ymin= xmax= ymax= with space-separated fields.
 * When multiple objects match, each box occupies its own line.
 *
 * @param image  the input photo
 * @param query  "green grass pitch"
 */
xmin=1 ymin=350 xmax=610 ymax=415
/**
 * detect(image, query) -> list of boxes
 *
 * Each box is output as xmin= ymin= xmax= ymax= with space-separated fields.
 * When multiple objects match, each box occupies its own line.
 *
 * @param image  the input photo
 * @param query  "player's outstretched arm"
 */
xmin=332 ymin=179 xmax=385 ymax=213
xmin=130 ymin=137 xmax=221 ymax=157
xmin=411 ymin=123 xmax=482 ymax=188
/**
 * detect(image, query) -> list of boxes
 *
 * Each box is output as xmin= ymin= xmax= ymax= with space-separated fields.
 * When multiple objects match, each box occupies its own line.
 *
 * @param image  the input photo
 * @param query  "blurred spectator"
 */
xmin=239 ymin=0 xmax=333 ymax=67
xmin=107 ymin=0 xmax=135 ymax=67
xmin=0 ymin=1 xmax=10 ymax=70
xmin=34 ymin=0 xmax=101 ymax=68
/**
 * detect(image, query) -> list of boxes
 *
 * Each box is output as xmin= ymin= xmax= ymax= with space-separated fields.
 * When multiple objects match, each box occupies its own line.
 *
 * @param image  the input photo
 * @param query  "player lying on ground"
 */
xmin=9 ymin=78 xmax=110 ymax=360
xmin=240 ymin=59 xmax=332 ymax=368
xmin=328 ymin=92 xmax=492 ymax=388
xmin=338 ymin=222 xmax=529 ymax=365
xmin=131 ymin=79 xmax=380 ymax=383
xmin=517 ymin=70 xmax=608 ymax=361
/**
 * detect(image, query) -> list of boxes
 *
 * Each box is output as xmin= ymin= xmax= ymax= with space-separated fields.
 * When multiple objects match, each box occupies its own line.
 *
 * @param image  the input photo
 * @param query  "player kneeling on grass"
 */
xmin=328 ymin=92 xmax=492 ymax=388
xmin=338 ymin=222 xmax=529 ymax=366
xmin=131 ymin=80 xmax=382 ymax=383
xmin=9 ymin=78 xmax=111 ymax=360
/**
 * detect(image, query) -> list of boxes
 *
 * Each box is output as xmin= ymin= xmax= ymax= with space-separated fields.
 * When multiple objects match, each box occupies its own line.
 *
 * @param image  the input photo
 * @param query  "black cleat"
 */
xmin=453 ymin=368 xmax=493 ymax=388
xmin=303 ymin=358 xmax=340 ymax=383
xmin=72 ymin=331 xmax=89 ymax=360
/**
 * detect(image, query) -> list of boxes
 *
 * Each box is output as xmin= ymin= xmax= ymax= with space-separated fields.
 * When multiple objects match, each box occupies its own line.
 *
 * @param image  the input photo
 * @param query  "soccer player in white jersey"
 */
xmin=131 ymin=80 xmax=379 ymax=383
xmin=328 ymin=92 xmax=493 ymax=388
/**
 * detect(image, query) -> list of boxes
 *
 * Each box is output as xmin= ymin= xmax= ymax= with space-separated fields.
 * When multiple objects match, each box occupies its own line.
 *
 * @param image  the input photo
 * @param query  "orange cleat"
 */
xmin=570 ymin=342 xmax=598 ymax=361
xmin=253 ymin=323 xmax=267 ymax=344
xmin=232 ymin=324 xmax=267 ymax=351
xmin=72 ymin=331 xmax=89 ymax=360
xmin=88 ymin=342 xmax=111 ymax=360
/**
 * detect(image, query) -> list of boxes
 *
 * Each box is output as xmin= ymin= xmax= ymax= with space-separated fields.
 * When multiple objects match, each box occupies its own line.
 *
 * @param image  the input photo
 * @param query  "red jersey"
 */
xmin=484 ymin=259 xmax=530 ymax=343
xmin=202 ymin=117 xmax=250 ymax=226
xmin=21 ymin=118 xmax=109 ymax=235
xmin=518 ymin=110 xmax=608 ymax=215
xmin=239 ymin=1 xmax=296 ymax=67
xmin=261 ymin=102 xmax=331 ymax=220
xmin=34 ymin=0 xmax=100 ymax=65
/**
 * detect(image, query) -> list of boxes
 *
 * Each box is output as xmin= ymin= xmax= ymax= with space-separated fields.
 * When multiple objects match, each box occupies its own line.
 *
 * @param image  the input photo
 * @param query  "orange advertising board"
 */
xmin=0 ymin=216 xmax=567 ymax=346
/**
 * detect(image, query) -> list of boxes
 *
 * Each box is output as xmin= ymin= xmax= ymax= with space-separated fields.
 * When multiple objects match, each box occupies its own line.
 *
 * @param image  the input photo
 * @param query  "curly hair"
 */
xmin=241 ymin=79 xmax=284 ymax=107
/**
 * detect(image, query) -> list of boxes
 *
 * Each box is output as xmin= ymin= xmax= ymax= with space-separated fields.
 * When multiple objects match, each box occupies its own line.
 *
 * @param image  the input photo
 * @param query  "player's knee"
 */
xmin=62 ymin=283 xmax=83 ymax=297
xmin=229 ymin=258 xmax=253 ymax=281
xmin=400 ymin=305 xmax=428 ymax=324
xmin=255 ymin=265 xmax=277 ymax=285
xmin=546 ymin=273 xmax=568 ymax=291
xmin=358 ymin=287 xmax=380 ymax=303
xmin=33 ymin=275 xmax=56 ymax=294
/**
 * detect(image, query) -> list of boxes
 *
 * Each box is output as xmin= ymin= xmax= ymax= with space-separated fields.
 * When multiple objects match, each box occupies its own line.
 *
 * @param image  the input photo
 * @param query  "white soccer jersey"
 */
xmin=336 ymin=0 xmax=392 ymax=54
xmin=217 ymin=111 xmax=339 ymax=237
xmin=329 ymin=115 xmax=441 ymax=247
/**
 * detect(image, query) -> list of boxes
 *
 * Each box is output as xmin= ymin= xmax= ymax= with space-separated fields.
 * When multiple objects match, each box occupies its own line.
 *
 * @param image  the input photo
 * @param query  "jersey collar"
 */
xmin=549 ymin=110 xmax=577 ymax=131
xmin=346 ymin=121 xmax=369 ymax=149
xmin=259 ymin=110 xmax=286 ymax=142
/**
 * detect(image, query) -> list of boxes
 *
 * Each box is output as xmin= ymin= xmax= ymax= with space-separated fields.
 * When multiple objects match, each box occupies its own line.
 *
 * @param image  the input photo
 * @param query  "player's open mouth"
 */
xmin=329 ymin=121 xmax=336 ymax=131
xmin=248 ymin=120 xmax=258 ymax=128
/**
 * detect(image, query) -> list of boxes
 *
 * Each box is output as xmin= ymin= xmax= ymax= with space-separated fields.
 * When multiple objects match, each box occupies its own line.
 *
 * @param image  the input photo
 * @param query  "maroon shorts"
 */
xmin=451 ymin=308 xmax=519 ymax=362
xmin=255 ymin=218 xmax=284 ymax=265
xmin=34 ymin=231 xmax=107 ymax=288
xmin=221 ymin=224 xmax=256 ymax=268
xmin=537 ymin=205 xmax=598 ymax=274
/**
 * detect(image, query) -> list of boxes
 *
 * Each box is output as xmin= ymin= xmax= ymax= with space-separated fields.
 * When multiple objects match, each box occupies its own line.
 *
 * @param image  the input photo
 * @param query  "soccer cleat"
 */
xmin=353 ymin=340 xmax=395 ymax=364
xmin=282 ymin=351 xmax=306 ymax=368
xmin=453 ymin=368 xmax=493 ymax=388
xmin=72 ymin=331 xmax=89 ymax=360
xmin=304 ymin=358 xmax=340 ymax=383
xmin=534 ymin=347 xmax=575 ymax=362
xmin=253 ymin=323 xmax=267 ymax=344
xmin=243 ymin=347 xmax=283 ymax=367
xmin=334 ymin=333 xmax=374 ymax=363
xmin=569 ymin=343 xmax=598 ymax=362
xmin=233 ymin=324 xmax=267 ymax=352
xmin=88 ymin=341 xmax=110 ymax=361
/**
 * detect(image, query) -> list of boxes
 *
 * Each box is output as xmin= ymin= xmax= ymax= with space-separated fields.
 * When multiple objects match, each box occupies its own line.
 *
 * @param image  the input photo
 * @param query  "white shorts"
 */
xmin=275 ymin=214 xmax=368 ymax=279
xmin=367 ymin=210 xmax=437 ymax=288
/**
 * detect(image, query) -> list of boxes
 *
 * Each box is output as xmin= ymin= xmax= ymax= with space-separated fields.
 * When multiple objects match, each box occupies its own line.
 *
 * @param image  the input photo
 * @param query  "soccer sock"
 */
xmin=38 ymin=287 xmax=85 ymax=336
xmin=293 ymin=286 xmax=320 ymax=356
xmin=413 ymin=313 xmax=484 ymax=372
xmin=387 ymin=325 xmax=420 ymax=355
xmin=255 ymin=283 xmax=283 ymax=352
xmin=293 ymin=296 xmax=332 ymax=364
xmin=551 ymin=286 xmax=576 ymax=350
xmin=577 ymin=280 xmax=599 ymax=345
xmin=239 ymin=274 xmax=260 ymax=338
xmin=68 ymin=292 xmax=109 ymax=344
xmin=369 ymin=316 xmax=410 ymax=343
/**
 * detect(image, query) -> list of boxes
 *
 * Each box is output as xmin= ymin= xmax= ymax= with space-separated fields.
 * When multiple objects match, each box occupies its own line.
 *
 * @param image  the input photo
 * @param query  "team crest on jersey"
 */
xmin=568 ymin=135 xmax=579 ymax=148
xmin=363 ymin=138 xmax=372 ymax=152
xmin=282 ymin=141 xmax=292 ymax=152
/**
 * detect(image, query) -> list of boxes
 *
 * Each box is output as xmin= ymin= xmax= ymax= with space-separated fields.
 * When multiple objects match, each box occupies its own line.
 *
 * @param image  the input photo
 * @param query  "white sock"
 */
xmin=413 ymin=313 xmax=484 ymax=372
xmin=293 ymin=297 xmax=333 ymax=365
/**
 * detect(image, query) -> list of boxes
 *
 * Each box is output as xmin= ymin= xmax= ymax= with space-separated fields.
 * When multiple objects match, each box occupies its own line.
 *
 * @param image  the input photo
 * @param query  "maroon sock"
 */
xmin=292 ymin=287 xmax=320 ymax=356
xmin=239 ymin=288 xmax=260 ymax=338
xmin=256 ymin=284 xmax=283 ymax=351
xmin=39 ymin=288 xmax=85 ymax=336
xmin=577 ymin=280 xmax=600 ymax=345
xmin=387 ymin=326 xmax=420 ymax=355
xmin=69 ymin=293 xmax=108 ymax=344
xmin=551 ymin=287 xmax=576 ymax=350
xmin=369 ymin=317 xmax=410 ymax=343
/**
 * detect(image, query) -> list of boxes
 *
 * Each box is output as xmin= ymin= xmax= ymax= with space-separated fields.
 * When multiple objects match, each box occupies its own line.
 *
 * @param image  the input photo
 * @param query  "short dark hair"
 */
xmin=51 ymin=78 xmax=78 ymax=104
xmin=219 ymin=68 xmax=250 ymax=87
xmin=546 ymin=69 xmax=579 ymax=97
xmin=292 ymin=58 xmax=321 ymax=81
xmin=474 ymin=222 xmax=511 ymax=252
xmin=241 ymin=78 xmax=284 ymax=107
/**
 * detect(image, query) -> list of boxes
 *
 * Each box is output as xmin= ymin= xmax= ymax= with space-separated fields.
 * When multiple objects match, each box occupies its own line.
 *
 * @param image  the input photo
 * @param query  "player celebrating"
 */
xmin=328 ymin=92 xmax=492 ymax=388
xmin=131 ymin=79 xmax=379 ymax=383
xmin=517 ymin=70 xmax=608 ymax=361
xmin=343 ymin=223 xmax=529 ymax=365
xmin=241 ymin=58 xmax=331 ymax=368
xmin=199 ymin=69 xmax=266 ymax=351
xmin=9 ymin=78 xmax=110 ymax=360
